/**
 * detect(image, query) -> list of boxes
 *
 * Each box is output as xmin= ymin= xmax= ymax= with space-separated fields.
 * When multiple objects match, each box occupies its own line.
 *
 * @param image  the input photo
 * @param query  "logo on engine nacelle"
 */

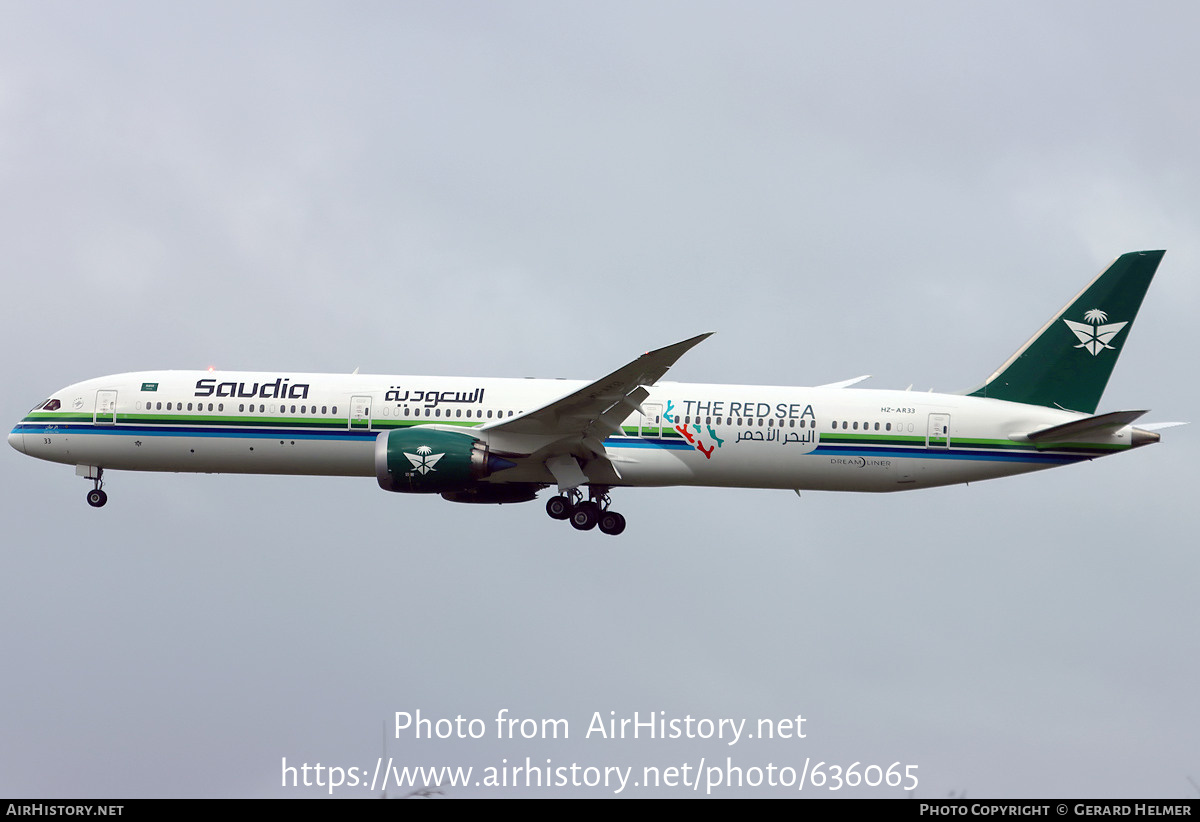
xmin=404 ymin=445 xmax=445 ymax=475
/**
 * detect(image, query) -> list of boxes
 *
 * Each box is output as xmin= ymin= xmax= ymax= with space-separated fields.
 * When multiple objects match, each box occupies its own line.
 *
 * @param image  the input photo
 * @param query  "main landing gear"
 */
xmin=545 ymin=487 xmax=626 ymax=536
xmin=85 ymin=467 xmax=108 ymax=508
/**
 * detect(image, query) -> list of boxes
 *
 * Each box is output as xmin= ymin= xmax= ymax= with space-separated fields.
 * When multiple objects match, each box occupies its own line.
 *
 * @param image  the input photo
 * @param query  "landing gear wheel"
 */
xmin=545 ymin=495 xmax=572 ymax=520
xmin=598 ymin=511 xmax=626 ymax=536
xmin=86 ymin=489 xmax=108 ymax=508
xmin=570 ymin=501 xmax=600 ymax=531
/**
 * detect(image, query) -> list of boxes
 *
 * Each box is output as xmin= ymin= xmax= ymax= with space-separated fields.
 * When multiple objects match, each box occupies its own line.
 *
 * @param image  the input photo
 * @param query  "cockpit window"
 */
xmin=33 ymin=399 xmax=61 ymax=412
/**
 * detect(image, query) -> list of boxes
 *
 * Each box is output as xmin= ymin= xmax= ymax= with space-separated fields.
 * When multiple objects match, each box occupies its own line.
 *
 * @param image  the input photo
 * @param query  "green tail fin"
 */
xmin=967 ymin=250 xmax=1164 ymax=413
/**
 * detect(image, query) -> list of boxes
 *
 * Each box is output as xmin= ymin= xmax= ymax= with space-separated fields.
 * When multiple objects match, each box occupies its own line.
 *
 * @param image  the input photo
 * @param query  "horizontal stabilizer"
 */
xmin=1020 ymin=409 xmax=1148 ymax=443
xmin=1139 ymin=421 xmax=1188 ymax=431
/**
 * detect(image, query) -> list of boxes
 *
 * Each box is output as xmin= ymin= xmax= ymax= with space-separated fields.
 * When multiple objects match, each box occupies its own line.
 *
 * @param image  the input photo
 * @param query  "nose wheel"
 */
xmin=84 ymin=468 xmax=108 ymax=508
xmin=545 ymin=487 xmax=626 ymax=535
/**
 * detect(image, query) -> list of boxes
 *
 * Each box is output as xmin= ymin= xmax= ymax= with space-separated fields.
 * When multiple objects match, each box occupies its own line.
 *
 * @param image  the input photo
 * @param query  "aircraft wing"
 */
xmin=815 ymin=374 xmax=871 ymax=389
xmin=480 ymin=333 xmax=711 ymax=487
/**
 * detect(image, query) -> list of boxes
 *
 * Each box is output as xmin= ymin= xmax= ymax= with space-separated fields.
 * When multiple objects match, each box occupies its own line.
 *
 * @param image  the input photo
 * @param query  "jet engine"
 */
xmin=374 ymin=429 xmax=515 ymax=493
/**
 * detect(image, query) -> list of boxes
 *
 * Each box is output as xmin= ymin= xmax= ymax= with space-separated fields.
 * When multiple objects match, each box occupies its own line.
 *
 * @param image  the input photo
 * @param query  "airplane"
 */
xmin=9 ymin=250 xmax=1176 ymax=536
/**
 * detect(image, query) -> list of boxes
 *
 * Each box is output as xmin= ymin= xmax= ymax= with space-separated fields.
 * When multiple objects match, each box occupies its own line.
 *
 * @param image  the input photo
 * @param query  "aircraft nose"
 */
xmin=8 ymin=429 xmax=25 ymax=454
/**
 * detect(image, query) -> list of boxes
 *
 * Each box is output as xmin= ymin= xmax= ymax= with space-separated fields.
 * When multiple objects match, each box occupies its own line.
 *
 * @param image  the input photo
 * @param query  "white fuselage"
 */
xmin=9 ymin=369 xmax=1133 ymax=494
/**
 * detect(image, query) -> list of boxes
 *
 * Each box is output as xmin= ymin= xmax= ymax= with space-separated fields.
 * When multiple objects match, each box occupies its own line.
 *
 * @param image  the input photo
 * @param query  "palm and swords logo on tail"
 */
xmin=1062 ymin=308 xmax=1129 ymax=356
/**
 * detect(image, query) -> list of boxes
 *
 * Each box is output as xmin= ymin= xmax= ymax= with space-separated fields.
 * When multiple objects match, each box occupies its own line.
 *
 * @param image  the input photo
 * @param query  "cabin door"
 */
xmin=349 ymin=395 xmax=373 ymax=430
xmin=639 ymin=403 xmax=663 ymax=439
xmin=94 ymin=390 xmax=117 ymax=425
xmin=926 ymin=413 xmax=950 ymax=448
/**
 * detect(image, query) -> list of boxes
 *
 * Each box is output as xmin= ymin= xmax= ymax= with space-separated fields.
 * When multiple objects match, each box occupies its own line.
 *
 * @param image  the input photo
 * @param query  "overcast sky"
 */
xmin=2 ymin=0 xmax=1197 ymax=798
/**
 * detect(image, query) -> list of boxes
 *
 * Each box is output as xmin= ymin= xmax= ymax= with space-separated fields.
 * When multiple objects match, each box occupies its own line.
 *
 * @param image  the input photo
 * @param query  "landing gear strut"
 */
xmin=85 ymin=468 xmax=107 ymax=508
xmin=545 ymin=486 xmax=626 ymax=536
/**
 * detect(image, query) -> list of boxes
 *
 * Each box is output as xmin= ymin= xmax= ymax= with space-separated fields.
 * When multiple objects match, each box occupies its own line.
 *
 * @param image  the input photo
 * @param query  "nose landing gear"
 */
xmin=544 ymin=486 xmax=626 ymax=535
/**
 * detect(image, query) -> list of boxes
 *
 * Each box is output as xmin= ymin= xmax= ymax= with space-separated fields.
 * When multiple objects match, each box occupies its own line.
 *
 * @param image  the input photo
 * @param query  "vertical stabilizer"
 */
xmin=967 ymin=250 xmax=1164 ymax=413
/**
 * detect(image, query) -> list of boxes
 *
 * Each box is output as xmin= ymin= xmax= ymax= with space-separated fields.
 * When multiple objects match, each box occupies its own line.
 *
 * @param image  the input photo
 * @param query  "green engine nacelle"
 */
xmin=374 ymin=428 xmax=514 ymax=493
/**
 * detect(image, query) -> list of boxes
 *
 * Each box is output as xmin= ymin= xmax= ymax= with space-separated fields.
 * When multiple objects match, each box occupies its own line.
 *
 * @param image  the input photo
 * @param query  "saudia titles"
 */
xmin=194 ymin=378 xmax=311 ymax=400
